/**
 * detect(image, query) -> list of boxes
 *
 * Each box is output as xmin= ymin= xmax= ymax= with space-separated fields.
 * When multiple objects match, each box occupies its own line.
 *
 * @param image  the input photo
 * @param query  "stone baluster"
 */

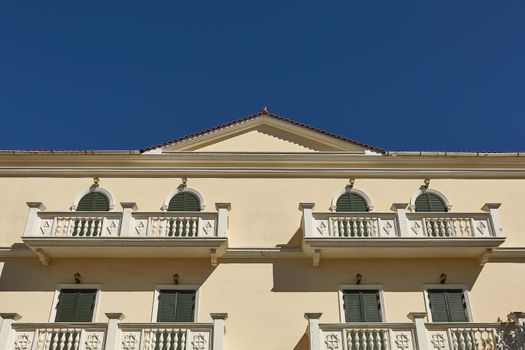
xmin=408 ymin=312 xmax=430 ymax=350
xmin=211 ymin=313 xmax=228 ymax=350
xmin=391 ymin=203 xmax=408 ymax=237
xmin=0 ymin=313 xmax=22 ymax=350
xmin=104 ymin=313 xmax=125 ymax=350
xmin=216 ymin=203 xmax=231 ymax=238
xmin=482 ymin=203 xmax=503 ymax=237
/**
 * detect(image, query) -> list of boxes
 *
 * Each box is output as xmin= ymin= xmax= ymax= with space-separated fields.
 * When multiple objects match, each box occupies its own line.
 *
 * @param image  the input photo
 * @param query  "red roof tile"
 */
xmin=140 ymin=108 xmax=386 ymax=153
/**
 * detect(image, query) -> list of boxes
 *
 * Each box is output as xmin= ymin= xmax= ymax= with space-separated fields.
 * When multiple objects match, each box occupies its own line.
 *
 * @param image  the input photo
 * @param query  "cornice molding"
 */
xmin=0 ymin=152 xmax=524 ymax=178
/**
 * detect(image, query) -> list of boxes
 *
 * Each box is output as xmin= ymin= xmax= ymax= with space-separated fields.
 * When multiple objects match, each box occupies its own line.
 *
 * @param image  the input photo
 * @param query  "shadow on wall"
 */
xmin=0 ymin=256 xmax=216 ymax=292
xmin=271 ymin=258 xmax=484 ymax=293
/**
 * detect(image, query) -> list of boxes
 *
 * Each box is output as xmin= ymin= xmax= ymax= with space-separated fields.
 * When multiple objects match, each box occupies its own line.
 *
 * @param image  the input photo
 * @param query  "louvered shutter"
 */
xmin=361 ymin=290 xmax=382 ymax=322
xmin=157 ymin=290 xmax=196 ymax=322
xmin=343 ymin=291 xmax=363 ymax=322
xmin=415 ymin=193 xmax=447 ymax=212
xmin=428 ymin=289 xmax=468 ymax=322
xmin=428 ymin=290 xmax=449 ymax=322
xmin=336 ymin=193 xmax=368 ymax=212
xmin=445 ymin=290 xmax=468 ymax=322
xmin=168 ymin=193 xmax=200 ymax=212
xmin=174 ymin=291 xmax=195 ymax=322
xmin=77 ymin=192 xmax=110 ymax=211
xmin=343 ymin=290 xmax=381 ymax=322
xmin=55 ymin=289 xmax=96 ymax=322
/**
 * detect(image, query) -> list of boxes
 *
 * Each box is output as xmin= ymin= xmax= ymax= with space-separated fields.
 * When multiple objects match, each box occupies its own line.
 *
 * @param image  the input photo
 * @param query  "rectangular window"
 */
xmin=342 ymin=289 xmax=382 ymax=322
xmin=157 ymin=290 xmax=196 ymax=322
xmin=55 ymin=289 xmax=97 ymax=322
xmin=428 ymin=289 xmax=469 ymax=322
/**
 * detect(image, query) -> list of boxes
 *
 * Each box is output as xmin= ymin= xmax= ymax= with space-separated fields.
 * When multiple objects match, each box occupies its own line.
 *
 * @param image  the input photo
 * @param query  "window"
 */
xmin=427 ymin=289 xmax=469 ymax=322
xmin=168 ymin=192 xmax=201 ymax=212
xmin=77 ymin=192 xmax=110 ymax=211
xmin=415 ymin=193 xmax=447 ymax=212
xmin=340 ymin=289 xmax=383 ymax=322
xmin=336 ymin=192 xmax=368 ymax=212
xmin=54 ymin=289 xmax=97 ymax=322
xmin=155 ymin=289 xmax=197 ymax=322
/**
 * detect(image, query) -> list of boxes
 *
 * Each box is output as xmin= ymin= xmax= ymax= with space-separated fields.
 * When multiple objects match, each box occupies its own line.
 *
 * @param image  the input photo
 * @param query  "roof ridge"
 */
xmin=139 ymin=108 xmax=385 ymax=153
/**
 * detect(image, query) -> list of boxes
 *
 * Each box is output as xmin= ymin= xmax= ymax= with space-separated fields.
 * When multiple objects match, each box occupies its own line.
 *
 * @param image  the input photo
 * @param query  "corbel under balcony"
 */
xmin=300 ymin=202 xmax=506 ymax=266
xmin=21 ymin=202 xmax=230 ymax=264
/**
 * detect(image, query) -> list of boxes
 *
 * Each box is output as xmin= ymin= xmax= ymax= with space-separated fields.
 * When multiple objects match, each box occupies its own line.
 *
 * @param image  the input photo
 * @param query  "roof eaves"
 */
xmin=140 ymin=109 xmax=386 ymax=154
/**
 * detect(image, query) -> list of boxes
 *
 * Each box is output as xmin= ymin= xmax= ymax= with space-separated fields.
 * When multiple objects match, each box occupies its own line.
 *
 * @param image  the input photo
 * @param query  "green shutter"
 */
xmin=168 ymin=193 xmax=200 ymax=212
xmin=428 ymin=289 xmax=468 ymax=322
xmin=415 ymin=193 xmax=447 ymax=212
xmin=336 ymin=193 xmax=368 ymax=212
xmin=343 ymin=290 xmax=381 ymax=322
xmin=55 ymin=289 xmax=96 ymax=322
xmin=157 ymin=290 xmax=196 ymax=322
xmin=77 ymin=192 xmax=110 ymax=211
xmin=446 ymin=290 xmax=468 ymax=322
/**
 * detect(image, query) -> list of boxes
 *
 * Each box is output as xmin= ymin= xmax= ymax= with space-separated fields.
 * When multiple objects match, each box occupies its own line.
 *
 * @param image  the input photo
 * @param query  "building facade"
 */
xmin=0 ymin=109 xmax=524 ymax=350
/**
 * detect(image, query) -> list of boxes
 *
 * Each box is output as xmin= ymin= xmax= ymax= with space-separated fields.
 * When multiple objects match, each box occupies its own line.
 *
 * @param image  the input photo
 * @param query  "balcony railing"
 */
xmin=21 ymin=202 xmax=230 ymax=262
xmin=300 ymin=203 xmax=505 ymax=261
xmin=0 ymin=313 xmax=227 ymax=350
xmin=306 ymin=312 xmax=525 ymax=350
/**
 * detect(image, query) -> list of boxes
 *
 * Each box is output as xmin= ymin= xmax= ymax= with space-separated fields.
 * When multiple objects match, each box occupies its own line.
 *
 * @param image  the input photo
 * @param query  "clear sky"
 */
xmin=1 ymin=1 xmax=524 ymax=151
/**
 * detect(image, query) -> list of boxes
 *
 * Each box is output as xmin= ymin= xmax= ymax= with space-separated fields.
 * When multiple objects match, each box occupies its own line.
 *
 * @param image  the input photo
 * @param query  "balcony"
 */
xmin=22 ymin=202 xmax=230 ymax=264
xmin=300 ymin=203 xmax=505 ymax=264
xmin=0 ymin=312 xmax=227 ymax=350
xmin=305 ymin=312 xmax=525 ymax=350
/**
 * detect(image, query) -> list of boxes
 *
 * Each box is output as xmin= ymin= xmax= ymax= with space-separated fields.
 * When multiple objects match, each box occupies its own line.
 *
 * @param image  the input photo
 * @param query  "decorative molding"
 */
xmin=409 ymin=187 xmax=451 ymax=212
xmin=162 ymin=186 xmax=206 ymax=211
xmin=330 ymin=187 xmax=373 ymax=212
xmin=71 ymin=186 xmax=115 ymax=211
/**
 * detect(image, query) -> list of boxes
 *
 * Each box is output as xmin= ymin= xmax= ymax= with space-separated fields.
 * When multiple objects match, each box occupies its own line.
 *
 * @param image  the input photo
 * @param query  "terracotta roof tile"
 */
xmin=140 ymin=108 xmax=386 ymax=153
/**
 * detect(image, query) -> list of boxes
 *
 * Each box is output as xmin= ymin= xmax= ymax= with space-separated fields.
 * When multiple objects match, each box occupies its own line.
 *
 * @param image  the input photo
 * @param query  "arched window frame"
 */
xmin=71 ymin=187 xmax=115 ymax=211
xmin=162 ymin=187 xmax=206 ymax=211
xmin=409 ymin=188 xmax=452 ymax=212
xmin=330 ymin=187 xmax=373 ymax=212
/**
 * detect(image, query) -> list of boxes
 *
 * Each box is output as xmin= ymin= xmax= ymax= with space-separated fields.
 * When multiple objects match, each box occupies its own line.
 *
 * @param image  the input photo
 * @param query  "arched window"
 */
xmin=168 ymin=192 xmax=201 ymax=211
xmin=415 ymin=192 xmax=447 ymax=212
xmin=76 ymin=191 xmax=110 ymax=211
xmin=336 ymin=192 xmax=368 ymax=212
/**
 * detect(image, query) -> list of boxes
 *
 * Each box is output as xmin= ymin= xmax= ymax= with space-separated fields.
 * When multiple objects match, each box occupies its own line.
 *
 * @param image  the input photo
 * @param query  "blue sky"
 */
xmin=1 ymin=1 xmax=524 ymax=151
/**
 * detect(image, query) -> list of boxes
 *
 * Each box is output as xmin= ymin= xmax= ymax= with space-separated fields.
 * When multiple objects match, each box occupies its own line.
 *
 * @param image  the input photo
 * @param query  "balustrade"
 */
xmin=306 ymin=313 xmax=525 ymax=350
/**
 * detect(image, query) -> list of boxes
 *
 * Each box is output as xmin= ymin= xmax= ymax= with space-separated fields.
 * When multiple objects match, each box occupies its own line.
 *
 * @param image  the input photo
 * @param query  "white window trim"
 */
xmin=151 ymin=284 xmax=200 ymax=322
xmin=49 ymin=284 xmax=102 ymax=322
xmin=423 ymin=284 xmax=473 ymax=322
xmin=71 ymin=187 xmax=115 ymax=211
xmin=337 ymin=284 xmax=386 ymax=323
xmin=330 ymin=187 xmax=374 ymax=212
xmin=161 ymin=187 xmax=206 ymax=211
xmin=409 ymin=188 xmax=452 ymax=212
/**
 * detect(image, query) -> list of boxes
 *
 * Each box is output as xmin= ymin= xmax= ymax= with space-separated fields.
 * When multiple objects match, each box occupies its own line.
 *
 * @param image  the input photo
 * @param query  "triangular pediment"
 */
xmin=142 ymin=112 xmax=384 ymax=154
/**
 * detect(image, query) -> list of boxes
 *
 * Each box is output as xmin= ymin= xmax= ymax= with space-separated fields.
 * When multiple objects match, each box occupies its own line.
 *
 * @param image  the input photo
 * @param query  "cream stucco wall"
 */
xmin=1 ymin=177 xmax=524 ymax=247
xmin=0 ymin=258 xmax=524 ymax=350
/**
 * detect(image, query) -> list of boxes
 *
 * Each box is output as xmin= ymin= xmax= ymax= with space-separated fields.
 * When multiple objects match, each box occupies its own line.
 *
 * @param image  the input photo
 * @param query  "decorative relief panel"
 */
xmin=323 ymin=331 xmax=342 ymax=350
xmin=200 ymin=219 xmax=215 ymax=237
xmin=380 ymin=219 xmax=395 ymax=237
xmin=104 ymin=219 xmax=120 ymax=236
xmin=39 ymin=220 xmax=53 ymax=236
xmin=14 ymin=333 xmax=33 ymax=350
xmin=411 ymin=220 xmax=424 ymax=236
xmin=191 ymin=332 xmax=209 ymax=350
xmin=134 ymin=220 xmax=148 ymax=236
xmin=428 ymin=331 xmax=449 ymax=350
xmin=316 ymin=220 xmax=329 ymax=237
xmin=121 ymin=332 xmax=140 ymax=350
xmin=84 ymin=332 xmax=104 ymax=350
